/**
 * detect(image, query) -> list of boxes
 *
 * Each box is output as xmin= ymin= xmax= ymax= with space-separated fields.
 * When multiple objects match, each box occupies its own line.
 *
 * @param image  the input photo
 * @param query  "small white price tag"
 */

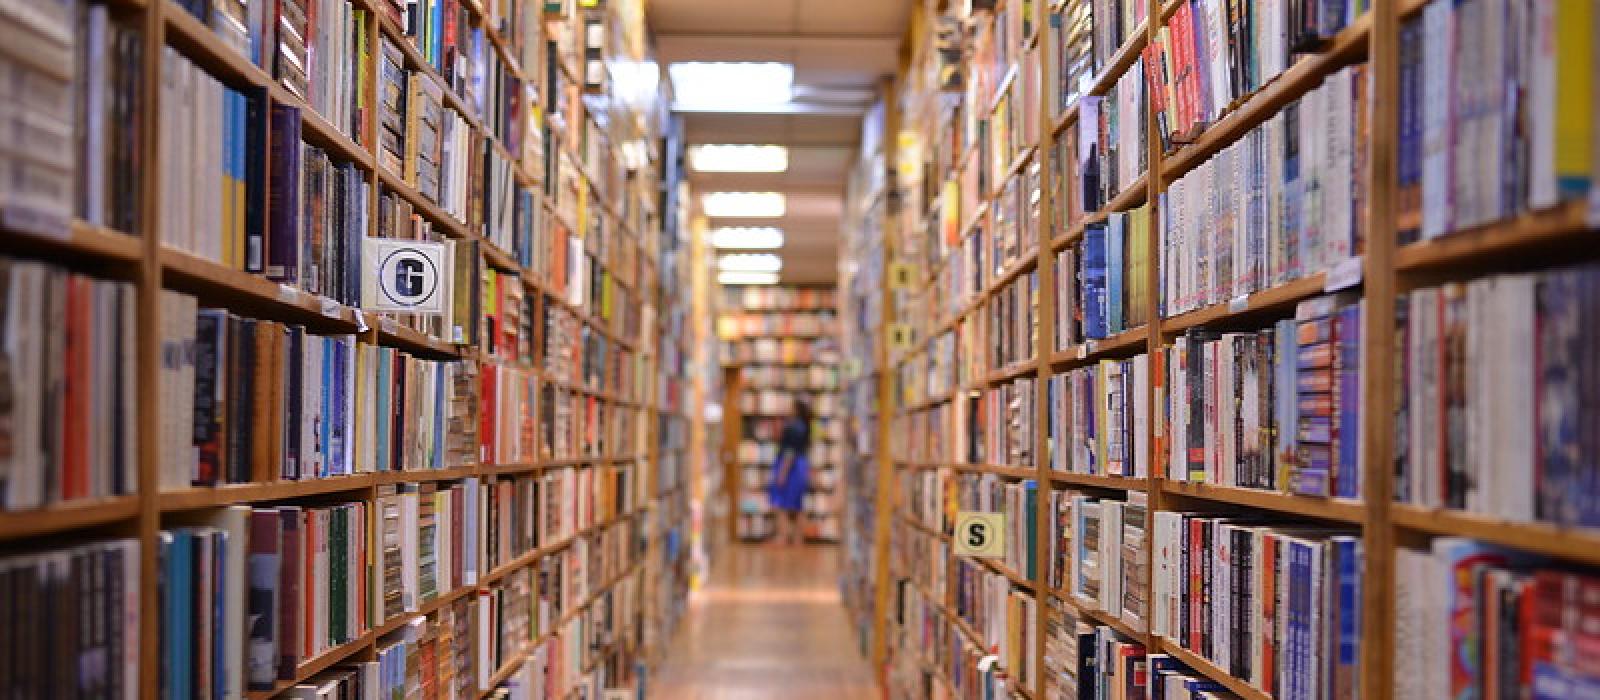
xmin=353 ymin=309 xmax=369 ymax=333
xmin=1075 ymin=345 xmax=1087 ymax=360
xmin=1324 ymin=257 xmax=1363 ymax=293
xmin=977 ymin=655 xmax=1000 ymax=672
xmin=277 ymin=284 xmax=299 ymax=303
xmin=320 ymin=297 xmax=342 ymax=318
xmin=380 ymin=316 xmax=397 ymax=334
xmin=1229 ymin=294 xmax=1249 ymax=312
xmin=954 ymin=511 xmax=1006 ymax=558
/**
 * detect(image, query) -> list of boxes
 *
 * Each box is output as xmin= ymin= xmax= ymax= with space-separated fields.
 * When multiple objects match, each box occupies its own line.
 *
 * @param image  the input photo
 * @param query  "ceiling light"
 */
xmin=703 ymin=191 xmax=785 ymax=218
xmin=710 ymin=227 xmax=785 ymax=249
xmin=669 ymin=62 xmax=793 ymax=110
xmin=718 ymin=253 xmax=783 ymax=273
xmin=718 ymin=271 xmax=781 ymax=285
xmin=689 ymin=144 xmax=789 ymax=173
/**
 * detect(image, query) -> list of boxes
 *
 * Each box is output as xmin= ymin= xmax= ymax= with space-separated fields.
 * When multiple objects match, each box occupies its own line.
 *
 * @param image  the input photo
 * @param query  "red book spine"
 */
xmin=480 ymin=367 xmax=497 ymax=464
xmin=62 ymin=275 xmax=86 ymax=500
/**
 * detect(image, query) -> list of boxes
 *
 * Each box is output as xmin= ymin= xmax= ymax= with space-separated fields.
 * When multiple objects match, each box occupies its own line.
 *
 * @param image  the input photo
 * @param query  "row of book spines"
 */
xmin=1149 ymin=511 xmax=1361 ymax=698
xmin=1046 ymin=355 xmax=1152 ymax=478
xmin=1155 ymin=298 xmax=1362 ymax=499
xmin=159 ymin=298 xmax=470 ymax=489
xmin=0 ymin=539 xmax=141 ymax=699
xmin=0 ymin=261 xmax=138 ymax=511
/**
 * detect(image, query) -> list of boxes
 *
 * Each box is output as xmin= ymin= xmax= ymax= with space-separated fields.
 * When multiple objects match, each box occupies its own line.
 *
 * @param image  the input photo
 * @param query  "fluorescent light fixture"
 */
xmin=709 ymin=227 xmax=785 ymax=249
xmin=669 ymin=62 xmax=793 ymax=110
xmin=718 ymin=253 xmax=783 ymax=273
xmin=703 ymin=192 xmax=785 ymax=218
xmin=689 ymin=144 xmax=789 ymax=173
xmin=718 ymin=271 xmax=781 ymax=285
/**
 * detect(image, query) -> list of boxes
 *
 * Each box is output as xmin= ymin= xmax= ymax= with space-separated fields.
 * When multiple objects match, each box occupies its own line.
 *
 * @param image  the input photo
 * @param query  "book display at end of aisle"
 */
xmin=0 ymin=0 xmax=692 ymax=696
xmin=851 ymin=0 xmax=1600 ymax=698
xmin=719 ymin=286 xmax=844 ymax=541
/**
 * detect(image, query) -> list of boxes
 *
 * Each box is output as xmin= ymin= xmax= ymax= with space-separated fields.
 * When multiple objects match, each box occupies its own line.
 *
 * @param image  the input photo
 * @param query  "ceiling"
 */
xmin=648 ymin=0 xmax=910 ymax=285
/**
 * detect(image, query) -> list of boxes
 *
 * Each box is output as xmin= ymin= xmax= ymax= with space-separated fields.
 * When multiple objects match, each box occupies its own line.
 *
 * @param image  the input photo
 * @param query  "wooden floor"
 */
xmin=650 ymin=544 xmax=878 ymax=700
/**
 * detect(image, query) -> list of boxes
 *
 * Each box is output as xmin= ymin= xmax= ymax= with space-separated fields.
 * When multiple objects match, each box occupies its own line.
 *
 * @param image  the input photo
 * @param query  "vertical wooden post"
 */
xmin=137 ymin=0 xmax=165 ymax=696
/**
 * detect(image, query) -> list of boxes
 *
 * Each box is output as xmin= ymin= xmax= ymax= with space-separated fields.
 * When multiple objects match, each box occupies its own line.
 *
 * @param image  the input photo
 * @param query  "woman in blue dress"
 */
xmin=767 ymin=397 xmax=812 ymax=545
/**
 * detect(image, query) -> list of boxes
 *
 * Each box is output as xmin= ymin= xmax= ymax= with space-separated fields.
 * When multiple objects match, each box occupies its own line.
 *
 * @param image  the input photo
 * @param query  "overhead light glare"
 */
xmin=718 ymin=271 xmax=781 ymax=285
xmin=709 ymin=227 xmax=785 ymax=249
xmin=689 ymin=144 xmax=789 ymax=173
xmin=669 ymin=62 xmax=793 ymax=110
xmin=703 ymin=192 xmax=785 ymax=218
xmin=718 ymin=253 xmax=783 ymax=273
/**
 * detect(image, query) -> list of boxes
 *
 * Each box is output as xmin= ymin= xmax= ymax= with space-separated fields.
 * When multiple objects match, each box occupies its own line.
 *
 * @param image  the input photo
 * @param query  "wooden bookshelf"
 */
xmin=850 ymin=0 xmax=1600 ymax=697
xmin=0 ymin=0 xmax=682 ymax=695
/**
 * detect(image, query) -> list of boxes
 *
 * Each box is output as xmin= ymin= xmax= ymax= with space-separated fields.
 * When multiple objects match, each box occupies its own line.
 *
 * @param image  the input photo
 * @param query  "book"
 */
xmin=0 ymin=538 xmax=141 ymax=697
xmin=0 ymin=258 xmax=138 ymax=510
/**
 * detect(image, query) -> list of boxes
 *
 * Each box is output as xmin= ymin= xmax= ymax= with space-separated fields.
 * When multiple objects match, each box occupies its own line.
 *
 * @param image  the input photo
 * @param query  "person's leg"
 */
xmin=787 ymin=510 xmax=802 ymax=545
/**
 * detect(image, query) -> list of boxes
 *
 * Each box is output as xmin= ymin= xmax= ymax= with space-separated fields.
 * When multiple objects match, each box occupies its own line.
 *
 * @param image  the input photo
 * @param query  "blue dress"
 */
xmin=767 ymin=418 xmax=811 ymax=512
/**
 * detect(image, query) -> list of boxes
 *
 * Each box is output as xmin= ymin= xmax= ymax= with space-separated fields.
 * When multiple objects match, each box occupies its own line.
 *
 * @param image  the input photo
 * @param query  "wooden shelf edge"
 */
xmin=1155 ymin=638 xmax=1273 ymax=700
xmin=1393 ymin=200 xmax=1594 ymax=272
xmin=1050 ymin=325 xmax=1150 ymax=366
xmin=1046 ymin=471 xmax=1146 ymax=491
xmin=1160 ymin=273 xmax=1329 ymax=335
xmin=1161 ymin=481 xmax=1366 ymax=524
xmin=159 ymin=246 xmax=362 ymax=331
xmin=0 ymin=220 xmax=145 ymax=264
xmin=1391 ymin=505 xmax=1600 ymax=566
xmin=0 ymin=496 xmax=140 ymax=541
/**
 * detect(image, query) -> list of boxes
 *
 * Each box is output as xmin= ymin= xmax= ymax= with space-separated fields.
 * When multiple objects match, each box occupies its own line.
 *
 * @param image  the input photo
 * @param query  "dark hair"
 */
xmin=793 ymin=397 xmax=813 ymax=424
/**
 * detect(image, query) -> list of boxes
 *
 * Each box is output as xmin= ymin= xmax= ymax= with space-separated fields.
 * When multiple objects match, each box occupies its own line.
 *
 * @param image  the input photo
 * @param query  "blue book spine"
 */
xmin=167 ymin=531 xmax=194 ymax=700
xmin=376 ymin=349 xmax=391 ymax=471
xmin=1335 ymin=304 xmax=1362 ymax=499
xmin=1333 ymin=536 xmax=1361 ymax=693
xmin=1289 ymin=540 xmax=1312 ymax=700
xmin=433 ymin=367 xmax=446 ymax=467
xmin=1083 ymin=225 xmax=1108 ymax=339
xmin=320 ymin=338 xmax=332 ymax=478
xmin=1107 ymin=213 xmax=1124 ymax=333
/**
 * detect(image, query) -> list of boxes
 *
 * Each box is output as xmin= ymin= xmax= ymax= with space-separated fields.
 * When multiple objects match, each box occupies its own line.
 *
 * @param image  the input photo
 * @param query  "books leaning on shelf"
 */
xmin=160 ymin=48 xmax=268 ymax=271
xmin=1060 ymin=204 xmax=1151 ymax=344
xmin=1393 ymin=538 xmax=1600 ymax=699
xmin=953 ymin=558 xmax=1038 ymax=692
xmin=0 ymin=538 xmax=140 ymax=697
xmin=1159 ymin=63 xmax=1368 ymax=317
xmin=1144 ymin=0 xmax=1368 ymax=149
xmin=1158 ymin=292 xmax=1363 ymax=498
xmin=1150 ymin=511 xmax=1362 ymax=698
xmin=75 ymin=1 xmax=146 ymax=234
xmin=1046 ymin=354 xmax=1150 ymax=478
xmin=0 ymin=258 xmax=138 ymax=510
xmin=1395 ymin=263 xmax=1600 ymax=526
xmin=1398 ymin=0 xmax=1596 ymax=239
xmin=158 ymin=291 xmax=475 ymax=489
xmin=986 ymin=269 xmax=1037 ymax=371
xmin=1066 ymin=490 xmax=1149 ymax=631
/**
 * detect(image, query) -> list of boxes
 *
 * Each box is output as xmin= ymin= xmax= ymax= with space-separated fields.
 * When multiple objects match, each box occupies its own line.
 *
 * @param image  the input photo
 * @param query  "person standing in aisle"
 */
xmin=768 ymin=397 xmax=813 ymax=545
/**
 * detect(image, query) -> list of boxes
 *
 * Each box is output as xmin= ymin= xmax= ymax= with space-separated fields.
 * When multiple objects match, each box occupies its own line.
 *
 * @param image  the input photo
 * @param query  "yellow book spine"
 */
xmin=1555 ymin=0 xmax=1594 ymax=193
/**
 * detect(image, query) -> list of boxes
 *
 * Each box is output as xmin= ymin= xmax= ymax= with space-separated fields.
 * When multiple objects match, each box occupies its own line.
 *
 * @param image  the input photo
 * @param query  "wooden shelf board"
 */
xmin=1088 ymin=19 xmax=1150 ymax=100
xmin=1046 ymin=471 xmax=1146 ymax=491
xmin=1391 ymin=505 xmax=1600 ymax=566
xmin=985 ymin=358 xmax=1040 ymax=385
xmin=1050 ymin=588 xmax=1149 ymax=643
xmin=0 ymin=496 xmax=140 ymax=541
xmin=951 ymin=463 xmax=1040 ymax=480
xmin=1160 ymin=14 xmax=1371 ymax=183
xmin=1155 ymin=638 xmax=1273 ymax=700
xmin=0 ymin=220 xmax=144 ymax=264
xmin=373 ymin=319 xmax=464 ymax=359
xmin=1161 ymin=481 xmax=1366 ymax=524
xmin=1393 ymin=200 xmax=1593 ymax=273
xmin=1160 ymin=273 xmax=1329 ymax=335
xmin=163 ymin=2 xmax=269 ymax=91
xmin=159 ymin=474 xmax=376 ymax=511
xmin=968 ymin=554 xmax=1035 ymax=592
xmin=160 ymin=246 xmax=362 ymax=332
xmin=1049 ymin=325 xmax=1150 ymax=366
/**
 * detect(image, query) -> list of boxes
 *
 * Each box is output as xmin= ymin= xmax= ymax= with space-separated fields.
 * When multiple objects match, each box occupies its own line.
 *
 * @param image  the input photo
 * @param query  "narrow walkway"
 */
xmin=650 ymin=544 xmax=878 ymax=699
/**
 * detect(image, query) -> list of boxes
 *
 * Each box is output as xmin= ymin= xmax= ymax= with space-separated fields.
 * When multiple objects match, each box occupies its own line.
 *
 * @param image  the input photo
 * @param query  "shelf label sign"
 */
xmin=889 ymin=323 xmax=913 ymax=351
xmin=363 ymin=238 xmax=448 ymax=314
xmin=954 ymin=511 xmax=1005 ymax=558
xmin=890 ymin=262 xmax=918 ymax=288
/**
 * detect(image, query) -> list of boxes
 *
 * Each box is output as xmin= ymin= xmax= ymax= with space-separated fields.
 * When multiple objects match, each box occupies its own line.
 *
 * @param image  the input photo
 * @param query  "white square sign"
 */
xmin=953 ymin=511 xmax=1005 ymax=558
xmin=362 ymin=238 xmax=449 ymax=314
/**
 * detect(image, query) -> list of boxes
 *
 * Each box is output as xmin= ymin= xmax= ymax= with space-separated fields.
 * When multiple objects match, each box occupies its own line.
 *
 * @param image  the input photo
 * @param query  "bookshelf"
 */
xmin=854 ymin=0 xmax=1600 ymax=698
xmin=0 ymin=0 xmax=689 ymax=695
xmin=717 ymin=285 xmax=844 ymax=542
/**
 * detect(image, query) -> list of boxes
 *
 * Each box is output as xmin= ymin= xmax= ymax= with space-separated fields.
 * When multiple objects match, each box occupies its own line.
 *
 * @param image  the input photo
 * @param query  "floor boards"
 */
xmin=650 ymin=544 xmax=878 ymax=700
